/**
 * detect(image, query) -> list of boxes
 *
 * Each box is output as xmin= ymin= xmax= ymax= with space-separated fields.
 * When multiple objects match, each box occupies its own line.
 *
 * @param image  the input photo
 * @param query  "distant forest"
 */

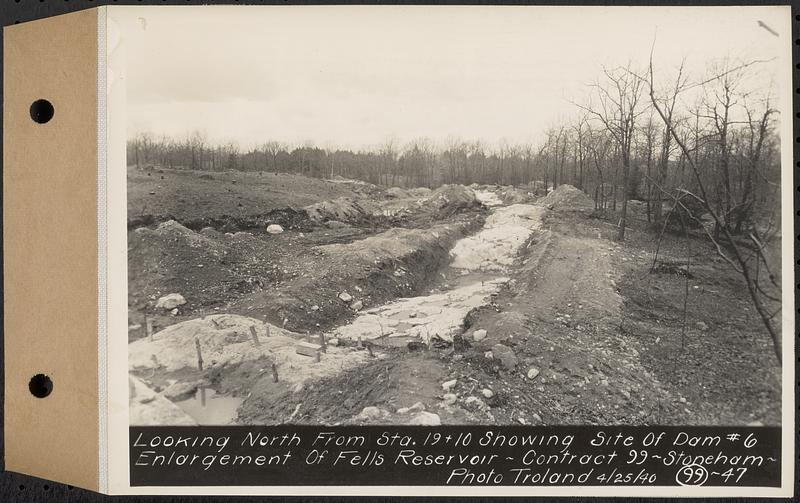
xmin=128 ymin=57 xmax=781 ymax=236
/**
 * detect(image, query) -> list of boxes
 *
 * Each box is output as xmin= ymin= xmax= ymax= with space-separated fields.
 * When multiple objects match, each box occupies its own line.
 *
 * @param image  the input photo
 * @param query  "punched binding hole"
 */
xmin=29 ymin=99 xmax=54 ymax=124
xmin=28 ymin=374 xmax=53 ymax=398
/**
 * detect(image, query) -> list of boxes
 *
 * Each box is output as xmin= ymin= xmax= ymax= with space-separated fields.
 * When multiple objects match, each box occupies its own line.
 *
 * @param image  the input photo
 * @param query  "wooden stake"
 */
xmin=195 ymin=338 xmax=204 ymax=371
xmin=271 ymin=362 xmax=279 ymax=383
xmin=211 ymin=318 xmax=220 ymax=329
xmin=320 ymin=334 xmax=327 ymax=352
xmin=145 ymin=316 xmax=154 ymax=342
xmin=366 ymin=342 xmax=374 ymax=358
xmin=266 ymin=324 xmax=271 ymax=337
xmin=315 ymin=351 xmax=321 ymax=363
xmin=200 ymin=385 xmax=207 ymax=407
xmin=249 ymin=325 xmax=260 ymax=346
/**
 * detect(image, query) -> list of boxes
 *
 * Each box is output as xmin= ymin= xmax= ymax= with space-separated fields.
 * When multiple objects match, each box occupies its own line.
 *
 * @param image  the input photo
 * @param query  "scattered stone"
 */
xmin=696 ymin=321 xmax=709 ymax=331
xmin=328 ymin=337 xmax=340 ymax=347
xmin=409 ymin=411 xmax=441 ymax=426
xmin=266 ymin=224 xmax=284 ymax=234
xmin=472 ymin=329 xmax=488 ymax=342
xmin=527 ymin=367 xmax=540 ymax=380
xmin=170 ymin=308 xmax=179 ymax=316
xmin=442 ymin=379 xmax=457 ymax=391
xmin=155 ymin=293 xmax=186 ymax=310
xmin=481 ymin=389 xmax=494 ymax=399
xmin=678 ymin=397 xmax=687 ymax=403
xmin=350 ymin=300 xmax=364 ymax=311
xmin=491 ymin=344 xmax=518 ymax=369
xmin=338 ymin=292 xmax=353 ymax=303
xmin=484 ymin=351 xmax=494 ymax=360
xmin=442 ymin=393 xmax=457 ymax=405
xmin=311 ymin=305 xmax=320 ymax=311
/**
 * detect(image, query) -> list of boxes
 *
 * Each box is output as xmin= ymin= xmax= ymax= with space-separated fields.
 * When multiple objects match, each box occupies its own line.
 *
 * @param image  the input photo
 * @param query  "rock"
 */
xmin=442 ymin=379 xmax=457 ymax=391
xmin=696 ymin=321 xmax=709 ymax=331
xmin=442 ymin=393 xmax=457 ymax=405
xmin=350 ymin=300 xmax=364 ymax=311
xmin=481 ymin=388 xmax=494 ymax=399
xmin=464 ymin=396 xmax=487 ymax=409
xmin=155 ymin=293 xmax=187 ymax=310
xmin=531 ymin=413 xmax=542 ymax=424
xmin=747 ymin=420 xmax=764 ymax=427
xmin=170 ymin=308 xmax=179 ymax=316
xmin=491 ymin=343 xmax=518 ymax=369
xmin=678 ymin=397 xmax=687 ymax=403
xmin=409 ymin=411 xmax=441 ymax=426
xmin=527 ymin=367 xmax=540 ymax=380
xmin=162 ymin=381 xmax=199 ymax=401
xmin=311 ymin=305 xmax=320 ymax=311
xmin=328 ymin=337 xmax=340 ymax=347
xmin=398 ymin=403 xmax=425 ymax=414
xmin=484 ymin=351 xmax=494 ymax=360
xmin=338 ymin=292 xmax=353 ymax=303
xmin=266 ymin=224 xmax=284 ymax=234
xmin=358 ymin=406 xmax=384 ymax=419
xmin=472 ymin=329 xmax=488 ymax=342
xmin=128 ymin=324 xmax=142 ymax=331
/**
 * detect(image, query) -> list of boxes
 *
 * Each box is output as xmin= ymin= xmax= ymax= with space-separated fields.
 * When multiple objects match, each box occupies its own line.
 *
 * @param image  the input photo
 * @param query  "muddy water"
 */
xmin=335 ymin=192 xmax=545 ymax=343
xmin=174 ymin=387 xmax=244 ymax=425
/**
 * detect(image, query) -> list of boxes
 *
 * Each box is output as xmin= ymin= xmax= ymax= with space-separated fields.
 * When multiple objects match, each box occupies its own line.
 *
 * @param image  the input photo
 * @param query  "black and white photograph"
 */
xmin=122 ymin=5 xmax=790 ymax=430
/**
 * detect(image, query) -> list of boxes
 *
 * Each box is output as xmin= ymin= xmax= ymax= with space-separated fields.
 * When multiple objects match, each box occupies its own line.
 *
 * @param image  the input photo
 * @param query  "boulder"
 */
xmin=162 ymin=381 xmax=199 ymax=401
xmin=491 ymin=343 xmax=518 ymax=369
xmin=409 ymin=411 xmax=441 ymax=426
xmin=155 ymin=293 xmax=186 ymax=310
xmin=441 ymin=379 xmax=457 ymax=391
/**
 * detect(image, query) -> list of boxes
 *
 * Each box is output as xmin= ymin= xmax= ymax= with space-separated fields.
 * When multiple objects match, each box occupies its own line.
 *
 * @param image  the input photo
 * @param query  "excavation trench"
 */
xmin=129 ymin=191 xmax=547 ymax=425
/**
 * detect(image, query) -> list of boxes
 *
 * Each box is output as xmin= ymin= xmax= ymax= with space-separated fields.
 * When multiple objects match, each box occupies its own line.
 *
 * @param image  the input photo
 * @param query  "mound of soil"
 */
xmin=304 ymin=197 xmax=380 ymax=224
xmin=422 ymin=184 xmax=479 ymax=216
xmin=539 ymin=184 xmax=593 ymax=209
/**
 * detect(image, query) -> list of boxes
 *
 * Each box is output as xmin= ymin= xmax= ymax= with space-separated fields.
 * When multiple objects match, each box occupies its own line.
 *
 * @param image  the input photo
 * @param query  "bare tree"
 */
xmin=576 ymin=64 xmax=646 ymax=240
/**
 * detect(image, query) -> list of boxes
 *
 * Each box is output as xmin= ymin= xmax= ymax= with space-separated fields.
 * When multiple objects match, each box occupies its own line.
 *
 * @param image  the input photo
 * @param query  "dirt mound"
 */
xmin=385 ymin=187 xmax=410 ymax=199
xmin=538 ymin=184 xmax=593 ymax=209
xmin=304 ymin=197 xmax=380 ymax=224
xmin=498 ymin=186 xmax=537 ymax=205
xmin=422 ymin=184 xmax=478 ymax=216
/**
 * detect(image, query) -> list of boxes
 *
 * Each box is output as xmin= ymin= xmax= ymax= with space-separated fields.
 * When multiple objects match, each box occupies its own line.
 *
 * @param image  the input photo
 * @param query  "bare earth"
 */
xmin=127 ymin=168 xmax=781 ymax=426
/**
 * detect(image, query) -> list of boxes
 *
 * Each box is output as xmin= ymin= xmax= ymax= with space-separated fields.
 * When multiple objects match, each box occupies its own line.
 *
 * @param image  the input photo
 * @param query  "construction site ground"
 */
xmin=127 ymin=167 xmax=781 ymax=427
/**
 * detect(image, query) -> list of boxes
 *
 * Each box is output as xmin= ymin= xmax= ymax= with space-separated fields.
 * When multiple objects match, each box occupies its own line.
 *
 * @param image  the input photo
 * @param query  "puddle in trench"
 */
xmin=174 ymin=387 xmax=243 ymax=425
xmin=335 ymin=194 xmax=545 ymax=344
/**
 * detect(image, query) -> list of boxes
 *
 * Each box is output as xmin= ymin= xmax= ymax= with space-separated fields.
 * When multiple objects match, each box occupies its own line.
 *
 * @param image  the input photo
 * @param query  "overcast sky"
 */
xmin=112 ymin=5 xmax=790 ymax=150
